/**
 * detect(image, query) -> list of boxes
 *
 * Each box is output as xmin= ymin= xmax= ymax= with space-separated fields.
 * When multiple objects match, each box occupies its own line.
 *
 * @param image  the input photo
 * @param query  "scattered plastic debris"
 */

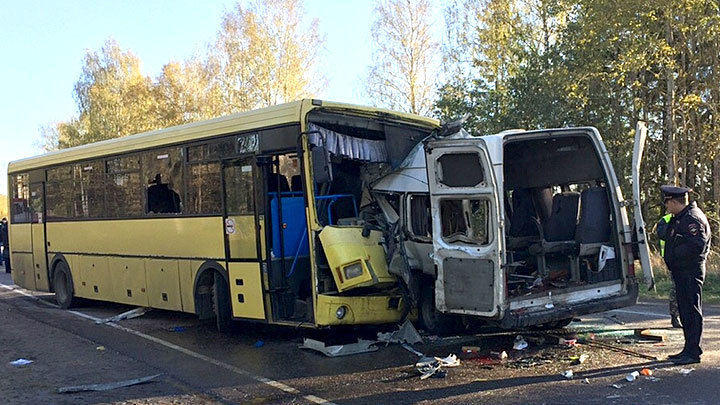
xmin=513 ymin=335 xmax=528 ymax=350
xmin=10 ymin=359 xmax=33 ymax=366
xmin=640 ymin=368 xmax=653 ymax=376
xmin=634 ymin=329 xmax=665 ymax=342
xmin=300 ymin=338 xmax=377 ymax=357
xmin=680 ymin=368 xmax=694 ymax=375
xmin=558 ymin=337 xmax=577 ymax=347
xmin=626 ymin=371 xmax=640 ymax=382
xmin=57 ymin=374 xmax=161 ymax=393
xmin=611 ymin=384 xmax=624 ymax=389
xmin=498 ymin=351 xmax=508 ymax=360
xmin=415 ymin=354 xmax=460 ymax=379
xmin=582 ymin=378 xmax=590 ymax=384
xmin=95 ymin=307 xmax=151 ymax=324
xmin=96 ymin=346 xmax=106 ymax=351
xmin=377 ymin=320 xmax=423 ymax=345
xmin=254 ymin=340 xmax=265 ymax=348
xmin=562 ymin=370 xmax=574 ymax=379
xmin=171 ymin=326 xmax=186 ymax=333
xmin=569 ymin=354 xmax=589 ymax=365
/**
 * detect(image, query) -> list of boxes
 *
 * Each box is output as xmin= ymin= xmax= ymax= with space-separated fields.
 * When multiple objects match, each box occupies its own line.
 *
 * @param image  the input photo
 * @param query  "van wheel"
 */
xmin=212 ymin=271 xmax=233 ymax=332
xmin=419 ymin=286 xmax=456 ymax=335
xmin=53 ymin=262 xmax=77 ymax=309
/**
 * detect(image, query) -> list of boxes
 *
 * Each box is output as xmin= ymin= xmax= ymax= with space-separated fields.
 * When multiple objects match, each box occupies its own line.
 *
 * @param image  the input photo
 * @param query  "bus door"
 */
xmin=28 ymin=182 xmax=49 ymax=291
xmin=425 ymin=136 xmax=503 ymax=318
xmin=221 ymin=158 xmax=266 ymax=320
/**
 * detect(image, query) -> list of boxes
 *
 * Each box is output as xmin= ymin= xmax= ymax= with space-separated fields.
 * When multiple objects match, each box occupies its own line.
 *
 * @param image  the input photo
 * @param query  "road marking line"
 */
xmin=0 ymin=283 xmax=335 ymax=405
xmin=611 ymin=308 xmax=720 ymax=322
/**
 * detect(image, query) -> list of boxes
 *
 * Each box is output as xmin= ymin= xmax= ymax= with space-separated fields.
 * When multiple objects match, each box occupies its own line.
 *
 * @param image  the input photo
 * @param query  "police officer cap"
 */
xmin=660 ymin=185 xmax=691 ymax=200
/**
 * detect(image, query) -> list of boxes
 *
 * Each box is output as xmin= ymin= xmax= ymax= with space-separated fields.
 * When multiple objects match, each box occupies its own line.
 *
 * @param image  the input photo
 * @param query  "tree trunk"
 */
xmin=665 ymin=17 xmax=677 ymax=185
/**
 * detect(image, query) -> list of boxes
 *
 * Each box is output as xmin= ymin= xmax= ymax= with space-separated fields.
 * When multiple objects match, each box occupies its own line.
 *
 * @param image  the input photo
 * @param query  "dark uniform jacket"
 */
xmin=663 ymin=202 xmax=711 ymax=274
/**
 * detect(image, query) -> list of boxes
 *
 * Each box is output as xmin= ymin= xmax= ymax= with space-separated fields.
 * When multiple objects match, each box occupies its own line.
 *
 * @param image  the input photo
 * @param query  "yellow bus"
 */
xmin=8 ymin=100 xmax=440 ymax=330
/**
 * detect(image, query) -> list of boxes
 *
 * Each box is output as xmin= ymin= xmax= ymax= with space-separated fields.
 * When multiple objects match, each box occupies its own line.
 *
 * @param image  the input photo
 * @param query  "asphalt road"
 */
xmin=2 ymin=270 xmax=719 ymax=404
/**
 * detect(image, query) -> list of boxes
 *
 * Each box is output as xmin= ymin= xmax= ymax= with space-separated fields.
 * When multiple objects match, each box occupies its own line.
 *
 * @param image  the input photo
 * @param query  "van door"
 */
xmin=425 ymin=136 xmax=503 ymax=317
xmin=631 ymin=122 xmax=654 ymax=288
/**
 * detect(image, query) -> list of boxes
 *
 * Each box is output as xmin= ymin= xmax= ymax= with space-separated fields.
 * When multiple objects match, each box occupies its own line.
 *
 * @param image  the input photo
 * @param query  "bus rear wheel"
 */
xmin=419 ymin=286 xmax=458 ymax=335
xmin=53 ymin=262 xmax=77 ymax=309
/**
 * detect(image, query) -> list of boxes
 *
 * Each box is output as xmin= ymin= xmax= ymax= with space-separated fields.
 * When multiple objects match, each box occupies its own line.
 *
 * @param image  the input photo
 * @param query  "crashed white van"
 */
xmin=370 ymin=124 xmax=653 ymax=333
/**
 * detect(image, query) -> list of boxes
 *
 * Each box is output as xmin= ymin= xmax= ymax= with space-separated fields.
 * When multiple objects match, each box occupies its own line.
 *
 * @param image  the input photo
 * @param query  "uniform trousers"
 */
xmin=672 ymin=268 xmax=705 ymax=358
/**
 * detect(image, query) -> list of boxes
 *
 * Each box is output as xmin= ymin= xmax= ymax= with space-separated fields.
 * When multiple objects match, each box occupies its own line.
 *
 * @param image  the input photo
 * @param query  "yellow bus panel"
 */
xmin=108 ymin=257 xmax=149 ymax=307
xmin=46 ymin=217 xmax=224 ymax=259
xmin=76 ymin=256 xmax=112 ymax=300
xmin=145 ymin=259 xmax=181 ymax=311
xmin=228 ymin=262 xmax=265 ymax=320
xmin=179 ymin=260 xmax=205 ymax=314
xmin=9 ymin=224 xmax=31 ymax=252
xmin=11 ymin=252 xmax=35 ymax=290
xmin=31 ymin=223 xmax=49 ymax=291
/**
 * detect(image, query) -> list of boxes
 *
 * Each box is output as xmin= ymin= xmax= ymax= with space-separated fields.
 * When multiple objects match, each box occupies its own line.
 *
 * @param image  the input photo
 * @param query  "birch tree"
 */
xmin=366 ymin=0 xmax=440 ymax=116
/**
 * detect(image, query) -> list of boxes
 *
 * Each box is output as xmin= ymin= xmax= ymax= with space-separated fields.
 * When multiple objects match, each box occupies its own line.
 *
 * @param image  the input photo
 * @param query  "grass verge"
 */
xmin=640 ymin=251 xmax=720 ymax=305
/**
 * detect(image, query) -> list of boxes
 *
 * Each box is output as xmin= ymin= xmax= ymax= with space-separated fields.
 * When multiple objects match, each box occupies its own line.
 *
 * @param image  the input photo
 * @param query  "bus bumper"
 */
xmin=315 ymin=294 xmax=406 ymax=326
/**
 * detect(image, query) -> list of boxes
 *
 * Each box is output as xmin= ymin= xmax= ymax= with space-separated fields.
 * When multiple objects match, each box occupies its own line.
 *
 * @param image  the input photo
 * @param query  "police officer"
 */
xmin=660 ymin=185 xmax=711 ymax=365
xmin=656 ymin=213 xmax=681 ymax=328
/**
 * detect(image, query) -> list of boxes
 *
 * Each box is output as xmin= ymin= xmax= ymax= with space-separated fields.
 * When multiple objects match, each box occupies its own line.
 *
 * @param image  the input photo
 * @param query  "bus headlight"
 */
xmin=336 ymin=306 xmax=347 ymax=319
xmin=342 ymin=262 xmax=364 ymax=280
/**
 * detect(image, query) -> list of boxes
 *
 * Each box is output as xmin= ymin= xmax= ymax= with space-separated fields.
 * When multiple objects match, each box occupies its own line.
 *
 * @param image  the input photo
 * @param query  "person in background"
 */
xmin=660 ymin=185 xmax=711 ymax=365
xmin=656 ymin=213 xmax=681 ymax=328
xmin=1 ymin=218 xmax=9 ymax=273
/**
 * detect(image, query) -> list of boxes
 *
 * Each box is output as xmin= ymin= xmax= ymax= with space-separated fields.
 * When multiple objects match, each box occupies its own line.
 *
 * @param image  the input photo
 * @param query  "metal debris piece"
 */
xmin=58 ymin=374 xmax=161 ymax=393
xmin=610 ymin=384 xmax=623 ymax=389
xmin=582 ymin=378 xmax=590 ymax=384
xmin=95 ymin=307 xmax=151 ymax=324
xmin=299 ymin=338 xmax=378 ymax=357
xmin=680 ymin=368 xmax=694 ymax=375
xmin=10 ymin=359 xmax=33 ymax=366
xmin=634 ymin=329 xmax=665 ymax=342
xmin=401 ymin=343 xmax=425 ymax=357
xmin=377 ymin=319 xmax=423 ymax=345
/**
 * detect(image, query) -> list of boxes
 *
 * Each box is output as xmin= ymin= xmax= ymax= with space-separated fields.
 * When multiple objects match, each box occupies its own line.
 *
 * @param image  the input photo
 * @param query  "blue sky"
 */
xmin=1 ymin=0 xmax=430 ymax=192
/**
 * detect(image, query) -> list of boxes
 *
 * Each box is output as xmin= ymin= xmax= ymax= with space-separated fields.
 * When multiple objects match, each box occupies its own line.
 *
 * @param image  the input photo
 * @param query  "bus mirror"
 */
xmin=312 ymin=146 xmax=333 ymax=184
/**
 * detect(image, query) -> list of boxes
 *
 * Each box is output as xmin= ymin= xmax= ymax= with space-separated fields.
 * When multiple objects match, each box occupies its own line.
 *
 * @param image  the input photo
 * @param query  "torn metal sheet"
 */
xmin=299 ymin=338 xmax=378 ymax=357
xmin=57 ymin=374 xmax=161 ymax=393
xmin=95 ymin=307 xmax=151 ymax=324
xmin=377 ymin=320 xmax=423 ymax=345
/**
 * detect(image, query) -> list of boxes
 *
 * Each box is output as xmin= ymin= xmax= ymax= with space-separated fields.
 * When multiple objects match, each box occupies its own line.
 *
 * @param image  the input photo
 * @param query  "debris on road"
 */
xmin=604 ymin=314 xmax=625 ymax=325
xmin=415 ymin=354 xmax=460 ymax=380
xmin=634 ymin=329 xmax=665 ymax=342
xmin=570 ymin=354 xmax=589 ymax=365
xmin=562 ymin=369 xmax=574 ymax=379
xmin=582 ymin=378 xmax=590 ymax=384
xmin=625 ymin=371 xmax=639 ymax=382
xmin=254 ymin=340 xmax=265 ymax=348
xmin=300 ymin=338 xmax=378 ymax=357
xmin=96 ymin=346 xmax=105 ymax=351
xmin=558 ymin=337 xmax=577 ymax=347
xmin=377 ymin=320 xmax=423 ymax=345
xmin=95 ymin=307 xmax=151 ymax=324
xmin=680 ymin=368 xmax=694 ymax=375
xmin=9 ymin=358 xmax=33 ymax=366
xmin=57 ymin=374 xmax=161 ymax=393
xmin=513 ymin=335 xmax=528 ymax=350
xmin=640 ymin=368 xmax=653 ymax=376
xmin=610 ymin=383 xmax=623 ymax=389
xmin=171 ymin=326 xmax=186 ymax=333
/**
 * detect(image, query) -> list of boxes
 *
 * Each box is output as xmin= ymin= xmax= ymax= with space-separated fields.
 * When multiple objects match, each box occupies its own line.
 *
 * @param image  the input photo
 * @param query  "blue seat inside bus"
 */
xmin=269 ymin=192 xmax=358 ymax=262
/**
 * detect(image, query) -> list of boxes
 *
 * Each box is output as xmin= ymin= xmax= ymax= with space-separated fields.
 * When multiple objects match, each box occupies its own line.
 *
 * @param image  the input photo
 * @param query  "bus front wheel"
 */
xmin=53 ymin=262 xmax=77 ymax=309
xmin=212 ymin=271 xmax=233 ymax=332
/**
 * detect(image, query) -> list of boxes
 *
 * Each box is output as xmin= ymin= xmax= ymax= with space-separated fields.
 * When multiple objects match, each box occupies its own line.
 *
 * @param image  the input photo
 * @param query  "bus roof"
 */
xmin=9 ymin=99 xmax=439 ymax=174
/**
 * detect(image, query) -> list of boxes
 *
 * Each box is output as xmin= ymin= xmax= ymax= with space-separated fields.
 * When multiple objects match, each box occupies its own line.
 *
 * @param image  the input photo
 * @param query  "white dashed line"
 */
xmin=1 ymin=283 xmax=335 ymax=405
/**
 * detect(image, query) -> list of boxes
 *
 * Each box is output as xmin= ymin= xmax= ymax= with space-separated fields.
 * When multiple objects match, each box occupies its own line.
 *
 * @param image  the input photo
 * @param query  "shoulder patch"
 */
xmin=688 ymin=223 xmax=699 ymax=236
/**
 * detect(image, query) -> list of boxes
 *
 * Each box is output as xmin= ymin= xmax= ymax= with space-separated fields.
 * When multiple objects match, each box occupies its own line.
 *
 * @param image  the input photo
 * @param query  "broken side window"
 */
xmin=437 ymin=152 xmax=484 ymax=187
xmin=440 ymin=198 xmax=489 ymax=245
xmin=409 ymin=194 xmax=432 ymax=238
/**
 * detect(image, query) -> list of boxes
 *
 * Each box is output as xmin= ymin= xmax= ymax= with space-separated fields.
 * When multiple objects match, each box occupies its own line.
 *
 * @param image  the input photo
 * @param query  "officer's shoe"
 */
xmin=667 ymin=351 xmax=687 ymax=360
xmin=672 ymin=355 xmax=700 ymax=365
xmin=671 ymin=316 xmax=682 ymax=328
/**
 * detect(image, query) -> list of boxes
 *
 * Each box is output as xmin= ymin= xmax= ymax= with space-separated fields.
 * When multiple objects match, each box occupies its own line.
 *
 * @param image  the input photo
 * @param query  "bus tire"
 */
xmin=419 ymin=285 xmax=456 ymax=335
xmin=212 ymin=271 xmax=233 ymax=332
xmin=53 ymin=262 xmax=77 ymax=309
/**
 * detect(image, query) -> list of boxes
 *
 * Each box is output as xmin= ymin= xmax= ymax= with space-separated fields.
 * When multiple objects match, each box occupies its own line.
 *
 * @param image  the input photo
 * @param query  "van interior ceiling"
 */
xmin=503 ymin=135 xmax=622 ymax=299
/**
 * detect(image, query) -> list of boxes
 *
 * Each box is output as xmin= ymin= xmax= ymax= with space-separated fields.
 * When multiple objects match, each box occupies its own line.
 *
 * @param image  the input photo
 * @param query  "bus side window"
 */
xmin=11 ymin=174 xmax=31 ymax=223
xmin=106 ymin=155 xmax=143 ymax=218
xmin=224 ymin=159 xmax=255 ymax=215
xmin=186 ymin=162 xmax=222 ymax=214
xmin=142 ymin=148 xmax=183 ymax=214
